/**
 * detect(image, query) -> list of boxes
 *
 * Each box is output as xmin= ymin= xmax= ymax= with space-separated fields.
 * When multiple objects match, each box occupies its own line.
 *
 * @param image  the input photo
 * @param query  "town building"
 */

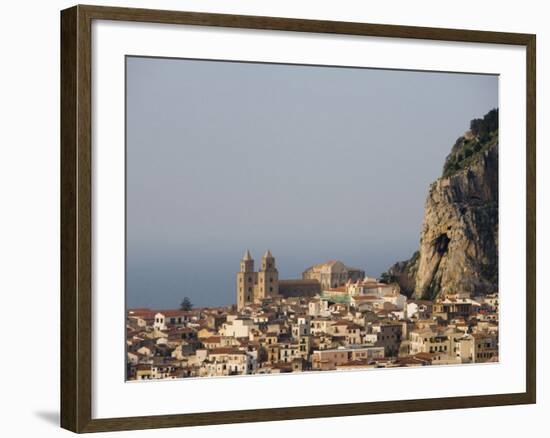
xmin=279 ymin=279 xmax=321 ymax=298
xmin=302 ymin=260 xmax=364 ymax=289
xmin=312 ymin=346 xmax=384 ymax=370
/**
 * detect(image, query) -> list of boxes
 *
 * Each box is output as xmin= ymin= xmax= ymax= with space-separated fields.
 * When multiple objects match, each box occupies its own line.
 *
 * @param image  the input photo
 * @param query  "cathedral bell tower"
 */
xmin=236 ymin=250 xmax=279 ymax=310
xmin=237 ymin=250 xmax=257 ymax=310
xmin=257 ymin=250 xmax=279 ymax=300
xmin=240 ymin=249 xmax=254 ymax=273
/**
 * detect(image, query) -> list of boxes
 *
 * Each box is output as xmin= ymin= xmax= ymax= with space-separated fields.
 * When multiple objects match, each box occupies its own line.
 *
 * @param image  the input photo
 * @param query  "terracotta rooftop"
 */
xmin=157 ymin=310 xmax=194 ymax=318
xmin=202 ymin=336 xmax=222 ymax=343
xmin=209 ymin=347 xmax=246 ymax=355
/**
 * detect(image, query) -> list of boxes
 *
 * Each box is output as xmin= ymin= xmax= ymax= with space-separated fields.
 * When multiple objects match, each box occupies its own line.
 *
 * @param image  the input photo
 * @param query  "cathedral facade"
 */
xmin=236 ymin=250 xmax=279 ymax=310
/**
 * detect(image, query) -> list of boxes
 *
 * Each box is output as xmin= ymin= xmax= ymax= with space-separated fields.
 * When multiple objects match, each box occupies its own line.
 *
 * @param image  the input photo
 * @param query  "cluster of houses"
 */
xmin=127 ymin=270 xmax=499 ymax=380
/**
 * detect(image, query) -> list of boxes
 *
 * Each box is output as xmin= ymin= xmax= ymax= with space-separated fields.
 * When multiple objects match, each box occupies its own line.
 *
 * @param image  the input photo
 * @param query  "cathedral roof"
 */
xmin=263 ymin=249 xmax=273 ymax=258
xmin=242 ymin=249 xmax=253 ymax=261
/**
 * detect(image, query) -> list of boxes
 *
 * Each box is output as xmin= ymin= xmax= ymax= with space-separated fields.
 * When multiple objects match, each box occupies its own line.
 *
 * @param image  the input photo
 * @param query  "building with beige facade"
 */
xmin=302 ymin=260 xmax=364 ymax=289
xmin=312 ymin=346 xmax=384 ymax=370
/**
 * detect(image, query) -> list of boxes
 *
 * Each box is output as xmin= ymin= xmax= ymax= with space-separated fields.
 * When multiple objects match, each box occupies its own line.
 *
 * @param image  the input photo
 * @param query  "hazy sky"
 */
xmin=126 ymin=56 xmax=498 ymax=309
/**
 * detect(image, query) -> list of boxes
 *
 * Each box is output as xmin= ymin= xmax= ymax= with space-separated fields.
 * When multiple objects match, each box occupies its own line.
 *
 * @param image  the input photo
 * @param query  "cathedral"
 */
xmin=236 ymin=250 xmax=279 ymax=310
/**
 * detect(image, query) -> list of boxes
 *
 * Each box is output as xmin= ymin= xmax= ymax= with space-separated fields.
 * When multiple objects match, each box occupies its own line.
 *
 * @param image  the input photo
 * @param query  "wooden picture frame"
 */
xmin=60 ymin=4 xmax=536 ymax=433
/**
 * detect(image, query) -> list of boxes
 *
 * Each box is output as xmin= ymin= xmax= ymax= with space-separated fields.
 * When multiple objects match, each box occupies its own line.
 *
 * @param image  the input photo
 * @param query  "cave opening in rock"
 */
xmin=434 ymin=233 xmax=450 ymax=255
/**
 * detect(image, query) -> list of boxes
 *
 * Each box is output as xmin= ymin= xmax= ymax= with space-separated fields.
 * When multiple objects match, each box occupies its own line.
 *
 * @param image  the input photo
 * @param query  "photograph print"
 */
xmin=125 ymin=57 xmax=499 ymax=381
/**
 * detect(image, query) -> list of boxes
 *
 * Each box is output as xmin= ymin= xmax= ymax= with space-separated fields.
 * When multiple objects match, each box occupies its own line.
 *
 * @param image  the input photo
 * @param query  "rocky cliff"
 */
xmin=383 ymin=109 xmax=499 ymax=300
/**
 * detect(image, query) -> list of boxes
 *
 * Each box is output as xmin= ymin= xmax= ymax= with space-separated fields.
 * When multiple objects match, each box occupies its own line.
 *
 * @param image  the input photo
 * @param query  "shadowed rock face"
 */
xmin=383 ymin=110 xmax=499 ymax=300
xmin=384 ymin=252 xmax=419 ymax=298
xmin=413 ymin=141 xmax=498 ymax=299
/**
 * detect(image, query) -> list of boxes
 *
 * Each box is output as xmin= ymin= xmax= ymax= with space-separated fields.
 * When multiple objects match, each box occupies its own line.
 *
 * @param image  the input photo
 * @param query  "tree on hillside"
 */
xmin=257 ymin=346 xmax=268 ymax=364
xmin=470 ymin=108 xmax=498 ymax=139
xmin=379 ymin=271 xmax=397 ymax=284
xmin=180 ymin=297 xmax=193 ymax=311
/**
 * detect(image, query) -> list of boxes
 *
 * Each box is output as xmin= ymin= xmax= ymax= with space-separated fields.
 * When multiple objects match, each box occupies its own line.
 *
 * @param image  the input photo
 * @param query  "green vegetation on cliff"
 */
xmin=442 ymin=108 xmax=499 ymax=178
